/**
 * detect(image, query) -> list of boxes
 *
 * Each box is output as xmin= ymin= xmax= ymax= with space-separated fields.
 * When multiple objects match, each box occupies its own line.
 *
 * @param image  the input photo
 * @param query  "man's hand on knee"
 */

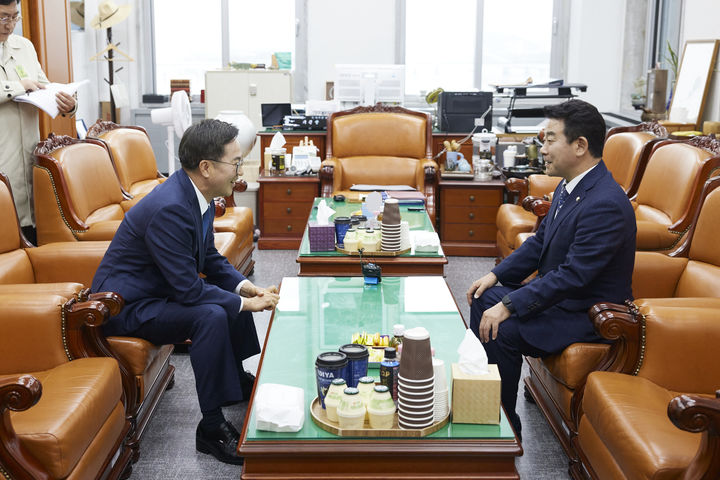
xmin=478 ymin=302 xmax=510 ymax=343
xmin=466 ymin=272 xmax=498 ymax=306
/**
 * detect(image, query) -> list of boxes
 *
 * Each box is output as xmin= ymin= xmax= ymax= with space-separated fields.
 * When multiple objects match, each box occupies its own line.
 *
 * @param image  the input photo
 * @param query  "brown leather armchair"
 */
xmin=0 ymin=293 xmax=133 ymax=480
xmin=573 ymin=302 xmax=720 ymax=480
xmin=33 ymin=134 xmax=250 ymax=273
xmin=496 ymin=174 xmax=561 ymax=259
xmin=523 ymin=174 xmax=720 ymax=461
xmin=496 ymin=122 xmax=668 ymax=260
xmin=0 ymin=172 xmax=175 ymax=461
xmin=86 ymin=121 xmax=255 ymax=275
xmin=319 ymin=104 xmax=439 ymax=224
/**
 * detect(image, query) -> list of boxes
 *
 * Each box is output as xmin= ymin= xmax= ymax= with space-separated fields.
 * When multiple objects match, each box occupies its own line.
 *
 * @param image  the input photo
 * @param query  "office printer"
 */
xmin=438 ymin=91 xmax=493 ymax=132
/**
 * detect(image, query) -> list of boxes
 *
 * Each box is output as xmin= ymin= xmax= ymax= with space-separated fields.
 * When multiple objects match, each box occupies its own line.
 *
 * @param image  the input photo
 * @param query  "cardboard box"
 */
xmin=450 ymin=363 xmax=501 ymax=424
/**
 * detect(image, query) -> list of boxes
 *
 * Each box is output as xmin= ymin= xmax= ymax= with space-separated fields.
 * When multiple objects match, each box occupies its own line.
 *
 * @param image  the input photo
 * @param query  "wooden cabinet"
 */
xmin=257 ymin=175 xmax=319 ymax=249
xmin=438 ymin=179 xmax=505 ymax=256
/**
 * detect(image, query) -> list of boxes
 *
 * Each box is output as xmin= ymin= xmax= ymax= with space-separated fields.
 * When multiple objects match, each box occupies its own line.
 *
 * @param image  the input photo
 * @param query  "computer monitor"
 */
xmin=261 ymin=103 xmax=292 ymax=127
xmin=334 ymin=64 xmax=405 ymax=106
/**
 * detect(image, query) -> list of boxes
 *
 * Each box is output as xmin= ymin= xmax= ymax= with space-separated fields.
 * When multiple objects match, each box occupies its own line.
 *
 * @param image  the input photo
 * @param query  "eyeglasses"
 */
xmin=0 ymin=15 xmax=21 ymax=25
xmin=209 ymin=159 xmax=243 ymax=174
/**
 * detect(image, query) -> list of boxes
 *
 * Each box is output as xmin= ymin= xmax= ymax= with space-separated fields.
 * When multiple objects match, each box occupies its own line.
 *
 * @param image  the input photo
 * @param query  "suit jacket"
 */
xmin=492 ymin=160 xmax=636 ymax=351
xmin=92 ymin=169 xmax=245 ymax=334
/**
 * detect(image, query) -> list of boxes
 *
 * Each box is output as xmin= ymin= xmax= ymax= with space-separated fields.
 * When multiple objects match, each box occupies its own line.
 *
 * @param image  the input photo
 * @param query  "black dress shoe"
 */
xmin=196 ymin=421 xmax=243 ymax=465
xmin=241 ymin=371 xmax=256 ymax=399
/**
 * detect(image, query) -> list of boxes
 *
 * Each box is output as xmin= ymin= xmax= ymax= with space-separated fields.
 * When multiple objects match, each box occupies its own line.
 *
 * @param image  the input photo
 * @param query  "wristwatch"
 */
xmin=501 ymin=294 xmax=515 ymax=313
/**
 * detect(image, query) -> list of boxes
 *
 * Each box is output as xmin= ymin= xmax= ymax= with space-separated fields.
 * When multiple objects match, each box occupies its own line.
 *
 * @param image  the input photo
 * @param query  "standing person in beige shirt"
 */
xmin=0 ymin=0 xmax=76 ymax=244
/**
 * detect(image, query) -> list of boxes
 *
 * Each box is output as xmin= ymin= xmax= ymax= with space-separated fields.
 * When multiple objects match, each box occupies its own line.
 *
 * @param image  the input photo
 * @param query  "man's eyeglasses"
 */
xmin=210 ymin=159 xmax=243 ymax=174
xmin=0 ymin=15 xmax=21 ymax=25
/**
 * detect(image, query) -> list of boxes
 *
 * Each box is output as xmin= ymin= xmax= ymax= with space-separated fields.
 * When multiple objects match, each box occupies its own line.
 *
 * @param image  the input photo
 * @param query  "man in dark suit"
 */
xmin=93 ymin=119 xmax=279 ymax=465
xmin=466 ymin=100 xmax=636 ymax=439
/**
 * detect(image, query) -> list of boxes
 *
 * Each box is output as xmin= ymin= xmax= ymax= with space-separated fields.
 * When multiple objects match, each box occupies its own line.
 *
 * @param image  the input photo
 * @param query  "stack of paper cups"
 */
xmin=433 ymin=358 xmax=449 ymax=422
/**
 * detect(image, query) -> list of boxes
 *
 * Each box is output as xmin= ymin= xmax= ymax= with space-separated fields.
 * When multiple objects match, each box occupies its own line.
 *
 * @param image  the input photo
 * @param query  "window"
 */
xmin=404 ymin=0 xmax=554 ymax=95
xmin=150 ymin=1 xmax=295 ymax=96
xmin=152 ymin=0 xmax=222 ymax=95
xmin=480 ymin=0 xmax=552 ymax=90
xmin=404 ymin=0 xmax=477 ymax=96
xmin=228 ymin=1 xmax=295 ymax=67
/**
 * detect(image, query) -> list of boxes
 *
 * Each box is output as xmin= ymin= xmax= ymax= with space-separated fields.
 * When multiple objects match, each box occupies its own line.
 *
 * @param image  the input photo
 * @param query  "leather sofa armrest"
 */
xmin=419 ymin=159 xmax=438 ymax=226
xmin=505 ymin=177 xmax=529 ymax=205
xmin=668 ymin=390 xmax=720 ymax=476
xmin=214 ymin=196 xmax=227 ymax=217
xmin=320 ymin=157 xmax=340 ymax=198
xmin=589 ymin=302 xmax=643 ymax=375
xmin=74 ymin=221 xmax=122 ymax=242
xmin=0 ymin=374 xmax=48 ymax=480
xmin=26 ymin=241 xmax=110 ymax=287
xmin=632 ymin=251 xmax=688 ymax=299
xmin=233 ymin=178 xmax=248 ymax=193
xmin=634 ymin=297 xmax=720 ymax=309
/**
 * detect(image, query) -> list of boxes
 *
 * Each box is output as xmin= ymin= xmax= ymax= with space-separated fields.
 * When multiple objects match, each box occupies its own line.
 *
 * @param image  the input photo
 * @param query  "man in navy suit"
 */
xmin=466 ymin=100 xmax=636 ymax=439
xmin=93 ymin=119 xmax=279 ymax=465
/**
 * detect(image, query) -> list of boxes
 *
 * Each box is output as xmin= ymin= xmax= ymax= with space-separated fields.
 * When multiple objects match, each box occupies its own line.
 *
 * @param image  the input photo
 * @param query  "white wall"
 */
xmin=566 ymin=0 xmax=627 ymax=112
xmin=306 ymin=0 xmax=396 ymax=101
xmin=681 ymin=0 xmax=720 ymax=126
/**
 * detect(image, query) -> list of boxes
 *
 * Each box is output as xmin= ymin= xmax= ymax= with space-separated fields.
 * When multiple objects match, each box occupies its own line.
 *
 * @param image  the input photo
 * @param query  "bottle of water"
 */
xmin=379 ymin=347 xmax=399 ymax=403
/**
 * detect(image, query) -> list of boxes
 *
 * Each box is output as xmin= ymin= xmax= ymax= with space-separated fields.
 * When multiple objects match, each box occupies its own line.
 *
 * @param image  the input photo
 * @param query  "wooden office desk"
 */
xmin=239 ymin=276 xmax=522 ymax=479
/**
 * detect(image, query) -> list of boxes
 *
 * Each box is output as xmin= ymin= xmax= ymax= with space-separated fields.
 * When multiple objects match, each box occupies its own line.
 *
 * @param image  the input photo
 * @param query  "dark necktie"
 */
xmin=202 ymin=205 xmax=214 ymax=238
xmin=554 ymin=185 xmax=569 ymax=219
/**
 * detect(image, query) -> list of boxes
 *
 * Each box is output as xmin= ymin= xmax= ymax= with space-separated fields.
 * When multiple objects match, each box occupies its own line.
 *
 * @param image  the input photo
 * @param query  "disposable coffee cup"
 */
xmin=315 ymin=351 xmax=348 ymax=408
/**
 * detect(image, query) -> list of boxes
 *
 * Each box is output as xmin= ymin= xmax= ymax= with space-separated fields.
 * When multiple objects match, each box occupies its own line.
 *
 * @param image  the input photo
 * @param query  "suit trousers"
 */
xmin=107 ymin=302 xmax=261 ymax=413
xmin=470 ymin=285 xmax=551 ymax=435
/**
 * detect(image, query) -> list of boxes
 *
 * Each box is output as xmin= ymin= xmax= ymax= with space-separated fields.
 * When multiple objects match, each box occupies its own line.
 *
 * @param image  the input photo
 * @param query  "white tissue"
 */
xmin=269 ymin=131 xmax=286 ymax=149
xmin=254 ymin=383 xmax=305 ymax=432
xmin=316 ymin=199 xmax=335 ymax=225
xmin=457 ymin=329 xmax=489 ymax=375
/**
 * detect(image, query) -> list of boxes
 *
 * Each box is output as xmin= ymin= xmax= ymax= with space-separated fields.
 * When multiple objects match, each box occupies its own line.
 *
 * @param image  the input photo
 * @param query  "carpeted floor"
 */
xmin=128 ymin=250 xmax=570 ymax=479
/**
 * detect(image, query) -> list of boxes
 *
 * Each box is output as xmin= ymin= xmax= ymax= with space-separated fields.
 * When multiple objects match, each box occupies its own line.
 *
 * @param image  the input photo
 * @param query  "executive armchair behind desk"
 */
xmin=320 ymin=104 xmax=439 ymax=224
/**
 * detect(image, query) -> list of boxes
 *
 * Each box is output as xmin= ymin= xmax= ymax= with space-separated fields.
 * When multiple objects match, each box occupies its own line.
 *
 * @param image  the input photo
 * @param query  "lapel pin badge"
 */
xmin=575 ymin=196 xmax=580 ymax=201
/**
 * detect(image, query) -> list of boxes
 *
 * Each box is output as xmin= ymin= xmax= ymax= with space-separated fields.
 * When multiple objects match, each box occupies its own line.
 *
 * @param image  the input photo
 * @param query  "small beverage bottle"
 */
xmin=391 ymin=324 xmax=405 ymax=349
xmin=379 ymin=347 xmax=399 ymax=403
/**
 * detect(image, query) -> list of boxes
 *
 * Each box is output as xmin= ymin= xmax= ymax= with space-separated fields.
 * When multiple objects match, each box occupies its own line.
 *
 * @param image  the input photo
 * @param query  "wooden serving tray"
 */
xmin=310 ymin=397 xmax=449 ymax=437
xmin=335 ymin=246 xmax=411 ymax=256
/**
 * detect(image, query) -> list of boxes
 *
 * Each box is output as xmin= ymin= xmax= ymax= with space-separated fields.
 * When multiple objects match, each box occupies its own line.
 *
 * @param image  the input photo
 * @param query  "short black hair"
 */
xmin=178 ymin=119 xmax=238 ymax=171
xmin=543 ymin=99 xmax=606 ymax=158
xmin=0 ymin=1 xmax=20 ymax=6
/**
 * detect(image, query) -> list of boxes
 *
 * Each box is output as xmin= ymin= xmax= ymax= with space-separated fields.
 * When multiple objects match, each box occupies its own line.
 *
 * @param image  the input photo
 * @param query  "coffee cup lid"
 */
xmin=315 ymin=351 xmax=348 ymax=368
xmin=339 ymin=343 xmax=369 ymax=359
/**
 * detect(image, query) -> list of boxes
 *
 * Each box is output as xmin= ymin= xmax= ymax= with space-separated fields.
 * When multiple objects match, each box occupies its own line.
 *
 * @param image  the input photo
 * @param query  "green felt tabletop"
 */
xmin=297 ymin=198 xmax=442 ymax=258
xmin=246 ymin=276 xmax=514 ymax=441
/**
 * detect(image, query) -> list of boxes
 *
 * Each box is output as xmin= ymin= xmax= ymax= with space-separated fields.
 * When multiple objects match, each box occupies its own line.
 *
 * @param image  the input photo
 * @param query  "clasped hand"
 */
xmin=241 ymin=284 xmax=280 ymax=312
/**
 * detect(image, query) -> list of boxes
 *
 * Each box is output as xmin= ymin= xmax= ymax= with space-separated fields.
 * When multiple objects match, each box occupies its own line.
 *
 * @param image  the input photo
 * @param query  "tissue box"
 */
xmin=308 ymin=221 xmax=335 ymax=251
xmin=450 ymin=363 xmax=501 ymax=424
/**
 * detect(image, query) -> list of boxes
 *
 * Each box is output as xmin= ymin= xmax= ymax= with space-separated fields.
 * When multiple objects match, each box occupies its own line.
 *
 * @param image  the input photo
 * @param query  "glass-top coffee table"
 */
xmin=238 ymin=276 xmax=521 ymax=479
xmin=296 ymin=198 xmax=448 ymax=276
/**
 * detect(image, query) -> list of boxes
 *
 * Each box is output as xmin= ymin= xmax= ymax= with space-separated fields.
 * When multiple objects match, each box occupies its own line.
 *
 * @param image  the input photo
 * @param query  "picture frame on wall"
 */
xmin=667 ymin=39 xmax=720 ymax=130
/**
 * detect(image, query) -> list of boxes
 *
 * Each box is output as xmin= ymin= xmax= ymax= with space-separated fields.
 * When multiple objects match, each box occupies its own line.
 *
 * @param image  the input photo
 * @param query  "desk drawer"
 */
xmin=263 ymin=183 xmax=318 ymax=201
xmin=262 ymin=217 xmax=308 ymax=235
xmin=443 ymin=205 xmax=498 ymax=224
xmin=442 ymin=223 xmax=496 ymax=242
xmin=443 ymin=188 xmax=502 ymax=207
xmin=264 ymin=202 xmax=314 ymax=219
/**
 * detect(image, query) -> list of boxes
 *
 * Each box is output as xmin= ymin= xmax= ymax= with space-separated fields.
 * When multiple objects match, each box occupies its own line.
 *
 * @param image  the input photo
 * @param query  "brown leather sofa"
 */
xmin=320 ymin=104 xmax=439 ymax=224
xmin=496 ymin=122 xmax=668 ymax=260
xmin=496 ymin=174 xmax=561 ymax=259
xmin=33 ymin=134 xmax=252 ymax=273
xmin=523 ymin=174 xmax=720 ymax=461
xmin=0 ymin=172 xmax=175 ymax=460
xmin=0 ymin=293 xmax=133 ymax=480
xmin=86 ymin=121 xmax=255 ymax=274
xmin=572 ymin=302 xmax=720 ymax=480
